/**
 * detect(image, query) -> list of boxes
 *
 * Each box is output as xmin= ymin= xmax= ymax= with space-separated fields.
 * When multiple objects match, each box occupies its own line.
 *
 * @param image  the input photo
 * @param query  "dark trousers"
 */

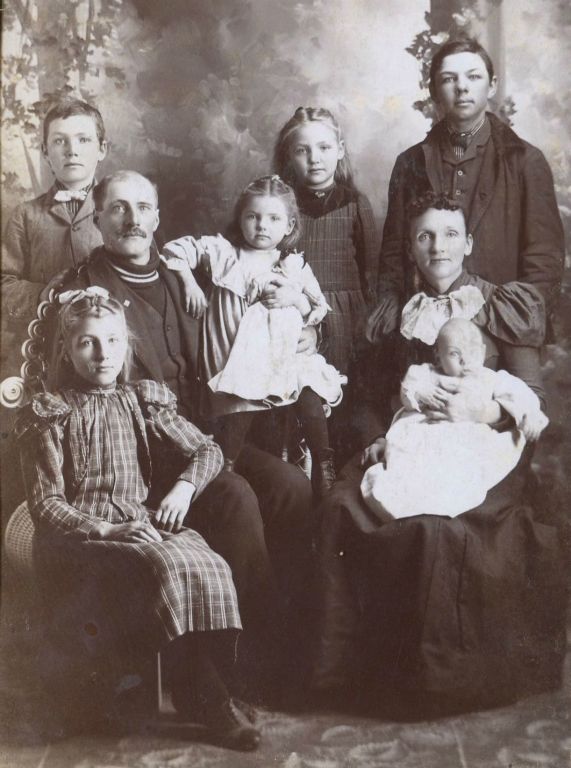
xmin=151 ymin=442 xmax=314 ymax=696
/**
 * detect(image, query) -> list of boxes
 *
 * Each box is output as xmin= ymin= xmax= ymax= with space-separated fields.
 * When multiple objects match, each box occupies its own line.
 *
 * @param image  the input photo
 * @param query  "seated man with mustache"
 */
xmin=59 ymin=169 xmax=314 ymax=709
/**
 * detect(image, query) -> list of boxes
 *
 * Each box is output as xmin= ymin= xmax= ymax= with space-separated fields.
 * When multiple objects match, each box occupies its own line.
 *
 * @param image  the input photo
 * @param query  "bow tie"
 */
xmin=54 ymin=189 xmax=88 ymax=203
xmin=400 ymin=285 xmax=486 ymax=345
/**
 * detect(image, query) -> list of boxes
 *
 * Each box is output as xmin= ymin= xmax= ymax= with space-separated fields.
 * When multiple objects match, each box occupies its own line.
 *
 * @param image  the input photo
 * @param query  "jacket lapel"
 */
xmin=73 ymin=190 xmax=97 ymax=227
xmin=422 ymin=139 xmax=445 ymax=195
xmin=45 ymin=186 xmax=73 ymax=226
xmin=467 ymin=137 xmax=496 ymax=235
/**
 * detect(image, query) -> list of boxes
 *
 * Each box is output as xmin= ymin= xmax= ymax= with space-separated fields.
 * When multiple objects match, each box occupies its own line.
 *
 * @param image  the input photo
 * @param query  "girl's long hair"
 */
xmin=273 ymin=107 xmax=355 ymax=189
xmin=49 ymin=293 xmax=135 ymax=390
xmin=226 ymin=174 xmax=302 ymax=253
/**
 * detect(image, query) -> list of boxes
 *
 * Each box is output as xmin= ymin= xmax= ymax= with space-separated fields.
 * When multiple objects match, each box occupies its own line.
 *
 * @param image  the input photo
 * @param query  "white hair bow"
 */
xmin=58 ymin=286 xmax=110 ymax=305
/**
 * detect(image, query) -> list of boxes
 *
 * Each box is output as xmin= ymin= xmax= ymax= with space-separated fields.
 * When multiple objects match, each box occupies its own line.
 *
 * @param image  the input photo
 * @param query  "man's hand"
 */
xmin=154 ymin=480 xmax=195 ymax=533
xmin=38 ymin=269 xmax=70 ymax=303
xmin=94 ymin=521 xmax=163 ymax=543
xmin=297 ymin=325 xmax=318 ymax=354
xmin=360 ymin=437 xmax=387 ymax=468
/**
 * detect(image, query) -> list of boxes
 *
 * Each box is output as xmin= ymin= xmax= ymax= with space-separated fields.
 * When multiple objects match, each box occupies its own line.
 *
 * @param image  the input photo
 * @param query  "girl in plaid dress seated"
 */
xmin=15 ymin=287 xmax=261 ymax=751
xmin=273 ymin=107 xmax=379 ymax=461
xmin=162 ymin=175 xmax=345 ymax=498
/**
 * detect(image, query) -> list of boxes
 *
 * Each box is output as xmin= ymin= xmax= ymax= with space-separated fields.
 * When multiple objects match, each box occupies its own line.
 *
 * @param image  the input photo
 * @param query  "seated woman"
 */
xmin=312 ymin=194 xmax=567 ymax=712
xmin=14 ymin=287 xmax=261 ymax=751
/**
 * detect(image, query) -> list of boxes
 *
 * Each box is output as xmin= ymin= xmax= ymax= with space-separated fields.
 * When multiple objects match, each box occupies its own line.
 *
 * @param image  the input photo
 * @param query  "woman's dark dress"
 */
xmin=313 ymin=278 xmax=567 ymax=707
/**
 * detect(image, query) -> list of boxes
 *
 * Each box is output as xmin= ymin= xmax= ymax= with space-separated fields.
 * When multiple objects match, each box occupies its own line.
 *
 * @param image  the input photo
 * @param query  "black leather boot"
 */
xmin=311 ymin=449 xmax=336 ymax=501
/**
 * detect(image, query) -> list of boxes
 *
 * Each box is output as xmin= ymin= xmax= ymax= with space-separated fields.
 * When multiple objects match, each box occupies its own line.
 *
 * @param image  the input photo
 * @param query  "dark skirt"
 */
xmin=313 ymin=451 xmax=567 ymax=708
xmin=33 ymin=522 xmax=241 ymax=683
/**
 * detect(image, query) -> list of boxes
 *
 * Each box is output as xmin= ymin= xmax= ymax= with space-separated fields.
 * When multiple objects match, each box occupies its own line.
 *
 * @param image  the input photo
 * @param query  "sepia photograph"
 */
xmin=1 ymin=0 xmax=570 ymax=765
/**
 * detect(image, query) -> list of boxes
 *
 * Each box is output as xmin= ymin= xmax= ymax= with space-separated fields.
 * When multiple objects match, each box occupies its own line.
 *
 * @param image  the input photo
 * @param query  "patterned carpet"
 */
xmin=0 ymin=602 xmax=569 ymax=768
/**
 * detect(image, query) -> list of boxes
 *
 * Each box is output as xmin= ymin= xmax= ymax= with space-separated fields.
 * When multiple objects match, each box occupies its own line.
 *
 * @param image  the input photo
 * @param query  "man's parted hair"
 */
xmin=93 ymin=171 xmax=159 ymax=212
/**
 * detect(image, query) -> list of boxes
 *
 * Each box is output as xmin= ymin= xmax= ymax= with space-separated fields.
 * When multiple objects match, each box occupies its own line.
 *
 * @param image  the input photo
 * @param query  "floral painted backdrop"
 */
xmin=2 ymin=0 xmax=429 ymax=239
xmin=2 ymin=0 xmax=570 ymax=489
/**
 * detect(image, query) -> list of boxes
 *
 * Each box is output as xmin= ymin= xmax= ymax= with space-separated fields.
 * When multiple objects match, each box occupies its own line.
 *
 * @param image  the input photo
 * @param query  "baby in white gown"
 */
xmin=361 ymin=318 xmax=548 ymax=519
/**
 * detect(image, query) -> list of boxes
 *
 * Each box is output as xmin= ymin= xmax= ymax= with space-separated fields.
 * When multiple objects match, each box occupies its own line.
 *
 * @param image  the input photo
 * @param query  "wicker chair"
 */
xmin=1 ymin=296 xmax=165 ymax=717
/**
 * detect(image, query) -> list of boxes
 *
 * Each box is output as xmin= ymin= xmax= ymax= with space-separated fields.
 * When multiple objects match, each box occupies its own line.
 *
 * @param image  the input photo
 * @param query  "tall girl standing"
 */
xmin=273 ymin=107 xmax=379 ymax=458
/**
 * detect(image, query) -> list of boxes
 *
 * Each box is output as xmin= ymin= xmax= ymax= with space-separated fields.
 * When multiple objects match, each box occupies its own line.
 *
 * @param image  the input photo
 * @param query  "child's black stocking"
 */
xmin=294 ymin=387 xmax=335 ymax=499
xmin=294 ymin=387 xmax=330 ymax=461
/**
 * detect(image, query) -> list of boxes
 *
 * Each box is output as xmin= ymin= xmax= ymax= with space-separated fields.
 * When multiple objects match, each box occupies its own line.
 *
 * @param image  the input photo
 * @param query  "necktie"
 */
xmin=449 ymin=131 xmax=470 ymax=151
xmin=54 ymin=189 xmax=88 ymax=203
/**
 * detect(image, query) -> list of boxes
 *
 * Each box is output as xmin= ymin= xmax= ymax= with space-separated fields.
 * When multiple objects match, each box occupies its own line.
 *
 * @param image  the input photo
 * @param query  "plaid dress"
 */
xmin=16 ymin=380 xmax=240 ymax=659
xmin=296 ymin=184 xmax=378 ymax=374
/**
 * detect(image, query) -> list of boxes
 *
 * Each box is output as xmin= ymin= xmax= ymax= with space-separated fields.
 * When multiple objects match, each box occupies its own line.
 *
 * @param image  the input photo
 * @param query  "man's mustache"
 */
xmin=121 ymin=228 xmax=147 ymax=238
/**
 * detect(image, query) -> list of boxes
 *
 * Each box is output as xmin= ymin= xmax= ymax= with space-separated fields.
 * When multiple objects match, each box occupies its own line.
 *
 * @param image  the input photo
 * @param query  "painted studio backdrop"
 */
xmin=2 ymin=0 xmax=570 ymax=481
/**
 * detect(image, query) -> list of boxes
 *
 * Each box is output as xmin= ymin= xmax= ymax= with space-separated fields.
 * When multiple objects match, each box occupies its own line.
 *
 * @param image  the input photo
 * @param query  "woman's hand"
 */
xmin=414 ymin=376 xmax=458 ymax=410
xmin=425 ymin=381 xmax=501 ymax=425
xmin=94 ymin=521 xmax=163 ymax=543
xmin=261 ymin=275 xmax=305 ymax=310
xmin=360 ymin=437 xmax=387 ymax=468
xmin=154 ymin=480 xmax=196 ymax=533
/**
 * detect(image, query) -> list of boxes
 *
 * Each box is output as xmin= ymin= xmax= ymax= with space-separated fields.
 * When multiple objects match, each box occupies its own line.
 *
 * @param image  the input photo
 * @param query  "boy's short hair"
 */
xmin=43 ymin=99 xmax=106 ymax=146
xmin=429 ymin=37 xmax=495 ymax=99
xmin=406 ymin=192 xmax=467 ymax=232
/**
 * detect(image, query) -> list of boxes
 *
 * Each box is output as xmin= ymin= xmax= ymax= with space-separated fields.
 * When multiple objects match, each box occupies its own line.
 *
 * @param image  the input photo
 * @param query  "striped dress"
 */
xmin=296 ymin=183 xmax=378 ymax=374
xmin=15 ymin=380 xmax=241 ymax=660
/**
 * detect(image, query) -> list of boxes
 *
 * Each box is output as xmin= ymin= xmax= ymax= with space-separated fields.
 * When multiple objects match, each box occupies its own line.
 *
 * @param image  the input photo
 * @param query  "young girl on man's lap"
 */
xmin=162 ymin=175 xmax=346 ymax=498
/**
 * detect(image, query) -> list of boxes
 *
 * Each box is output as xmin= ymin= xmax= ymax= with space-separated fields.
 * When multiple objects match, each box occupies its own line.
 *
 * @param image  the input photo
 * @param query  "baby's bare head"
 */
xmin=436 ymin=318 xmax=485 ymax=377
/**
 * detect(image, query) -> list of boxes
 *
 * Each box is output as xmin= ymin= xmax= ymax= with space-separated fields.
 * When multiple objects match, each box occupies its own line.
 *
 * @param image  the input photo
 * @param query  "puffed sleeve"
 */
xmin=476 ymin=281 xmax=546 ymax=347
xmin=15 ymin=393 xmax=103 ymax=538
xmin=136 ymin=380 xmax=223 ymax=495
xmin=354 ymin=192 xmax=379 ymax=300
xmin=162 ymin=235 xmax=248 ymax=296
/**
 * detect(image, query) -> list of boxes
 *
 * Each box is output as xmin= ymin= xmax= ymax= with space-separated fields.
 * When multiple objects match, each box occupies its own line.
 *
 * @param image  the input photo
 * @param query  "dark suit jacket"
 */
xmin=65 ymin=246 xmax=201 ymax=417
xmin=1 ymin=185 xmax=103 ymax=377
xmin=378 ymin=113 xmax=565 ymax=322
